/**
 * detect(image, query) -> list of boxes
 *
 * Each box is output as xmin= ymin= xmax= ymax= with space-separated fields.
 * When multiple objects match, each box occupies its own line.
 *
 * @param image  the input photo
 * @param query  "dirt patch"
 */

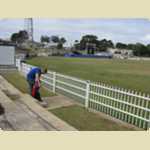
xmin=43 ymin=95 xmax=80 ymax=110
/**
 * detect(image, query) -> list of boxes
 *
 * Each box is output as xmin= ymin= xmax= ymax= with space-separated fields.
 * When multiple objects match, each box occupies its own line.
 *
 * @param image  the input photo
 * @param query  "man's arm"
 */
xmin=35 ymin=73 xmax=39 ymax=81
xmin=35 ymin=73 xmax=41 ymax=87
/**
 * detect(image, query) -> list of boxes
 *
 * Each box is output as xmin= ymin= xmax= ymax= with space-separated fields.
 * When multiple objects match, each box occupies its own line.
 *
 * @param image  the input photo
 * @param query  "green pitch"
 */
xmin=27 ymin=56 xmax=150 ymax=94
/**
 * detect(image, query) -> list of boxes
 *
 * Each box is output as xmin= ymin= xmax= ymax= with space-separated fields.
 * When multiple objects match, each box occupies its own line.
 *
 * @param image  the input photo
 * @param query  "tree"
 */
xmin=107 ymin=40 xmax=114 ymax=48
xmin=56 ymin=37 xmax=66 ymax=49
xmin=40 ymin=36 xmax=50 ymax=43
xmin=97 ymin=39 xmax=114 ymax=51
xmin=79 ymin=35 xmax=98 ymax=54
xmin=146 ymin=44 xmax=150 ymax=56
xmin=18 ymin=30 xmax=28 ymax=41
xmin=93 ymin=39 xmax=114 ymax=51
xmin=74 ymin=40 xmax=80 ymax=50
xmin=50 ymin=36 xmax=59 ymax=43
xmin=127 ymin=43 xmax=137 ymax=50
xmin=11 ymin=33 xmax=19 ymax=43
xmin=116 ymin=42 xmax=127 ymax=49
xmin=133 ymin=43 xmax=148 ymax=56
xmin=60 ymin=37 xmax=66 ymax=44
xmin=98 ymin=39 xmax=107 ymax=51
xmin=76 ymin=35 xmax=115 ymax=53
xmin=57 ymin=43 xmax=63 ymax=49
xmin=75 ymin=40 xmax=79 ymax=43
xmin=82 ymin=35 xmax=98 ymax=42
xmin=126 ymin=43 xmax=150 ymax=57
xmin=11 ymin=30 xmax=29 ymax=43
xmin=40 ymin=35 xmax=67 ymax=49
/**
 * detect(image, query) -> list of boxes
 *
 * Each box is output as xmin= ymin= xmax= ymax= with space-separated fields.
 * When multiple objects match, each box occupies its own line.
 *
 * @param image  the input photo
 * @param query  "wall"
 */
xmin=0 ymin=46 xmax=15 ymax=65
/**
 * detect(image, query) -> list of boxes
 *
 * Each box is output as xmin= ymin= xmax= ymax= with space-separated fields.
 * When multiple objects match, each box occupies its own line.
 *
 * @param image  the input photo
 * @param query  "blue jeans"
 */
xmin=27 ymin=79 xmax=34 ymax=95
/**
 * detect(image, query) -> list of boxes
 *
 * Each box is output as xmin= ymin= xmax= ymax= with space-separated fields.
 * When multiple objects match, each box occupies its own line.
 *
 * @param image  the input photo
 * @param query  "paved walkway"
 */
xmin=0 ymin=90 xmax=54 ymax=131
xmin=0 ymin=76 xmax=77 ymax=131
xmin=43 ymin=95 xmax=80 ymax=110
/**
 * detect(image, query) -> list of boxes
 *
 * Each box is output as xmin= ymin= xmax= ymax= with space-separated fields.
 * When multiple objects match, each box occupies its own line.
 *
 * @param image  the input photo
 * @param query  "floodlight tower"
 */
xmin=24 ymin=18 xmax=34 ymax=42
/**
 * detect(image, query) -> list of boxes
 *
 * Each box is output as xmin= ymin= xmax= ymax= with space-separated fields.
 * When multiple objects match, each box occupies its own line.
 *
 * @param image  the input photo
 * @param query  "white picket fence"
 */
xmin=16 ymin=59 xmax=150 ymax=130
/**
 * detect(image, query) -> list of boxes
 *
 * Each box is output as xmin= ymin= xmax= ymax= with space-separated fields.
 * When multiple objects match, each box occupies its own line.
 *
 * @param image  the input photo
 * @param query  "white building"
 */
xmin=108 ymin=48 xmax=133 ymax=59
xmin=43 ymin=42 xmax=58 ymax=48
xmin=0 ymin=45 xmax=15 ymax=65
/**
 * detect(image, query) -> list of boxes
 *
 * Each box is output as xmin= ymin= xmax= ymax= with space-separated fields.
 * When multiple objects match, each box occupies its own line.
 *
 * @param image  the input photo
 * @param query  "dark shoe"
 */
xmin=37 ymin=100 xmax=48 ymax=108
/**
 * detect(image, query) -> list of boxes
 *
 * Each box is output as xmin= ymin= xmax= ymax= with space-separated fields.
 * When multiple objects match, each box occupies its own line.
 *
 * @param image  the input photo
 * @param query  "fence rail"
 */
xmin=16 ymin=59 xmax=150 ymax=130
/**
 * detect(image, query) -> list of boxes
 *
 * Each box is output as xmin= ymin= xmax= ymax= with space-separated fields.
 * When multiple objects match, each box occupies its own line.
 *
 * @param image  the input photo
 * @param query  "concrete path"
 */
xmin=0 ymin=90 xmax=53 ymax=131
xmin=0 ymin=76 xmax=77 ymax=131
xmin=43 ymin=95 xmax=80 ymax=110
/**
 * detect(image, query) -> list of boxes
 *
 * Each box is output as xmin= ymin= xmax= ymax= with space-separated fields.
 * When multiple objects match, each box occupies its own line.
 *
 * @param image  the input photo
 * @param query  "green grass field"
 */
xmin=1 ymin=71 xmax=55 ymax=97
xmin=27 ymin=56 xmax=150 ymax=94
xmin=50 ymin=105 xmax=136 ymax=131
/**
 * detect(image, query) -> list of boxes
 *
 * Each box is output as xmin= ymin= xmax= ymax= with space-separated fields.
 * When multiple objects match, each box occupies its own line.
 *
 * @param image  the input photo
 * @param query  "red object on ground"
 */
xmin=32 ymin=86 xmax=36 ymax=97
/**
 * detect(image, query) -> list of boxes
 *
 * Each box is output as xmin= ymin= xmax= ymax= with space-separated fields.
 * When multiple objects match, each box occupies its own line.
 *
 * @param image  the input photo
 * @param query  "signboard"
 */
xmin=0 ymin=46 xmax=15 ymax=65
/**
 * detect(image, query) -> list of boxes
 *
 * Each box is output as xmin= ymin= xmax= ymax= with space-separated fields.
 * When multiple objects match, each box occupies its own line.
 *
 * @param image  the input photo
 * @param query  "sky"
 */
xmin=0 ymin=18 xmax=150 ymax=46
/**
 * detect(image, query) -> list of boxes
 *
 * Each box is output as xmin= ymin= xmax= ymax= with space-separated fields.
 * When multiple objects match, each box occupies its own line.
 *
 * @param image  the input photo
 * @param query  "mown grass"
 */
xmin=50 ymin=105 xmax=136 ymax=131
xmin=27 ymin=56 xmax=150 ymax=94
xmin=1 ymin=71 xmax=55 ymax=97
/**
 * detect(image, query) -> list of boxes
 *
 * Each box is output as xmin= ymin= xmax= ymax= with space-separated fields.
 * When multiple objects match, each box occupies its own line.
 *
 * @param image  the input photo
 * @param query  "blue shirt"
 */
xmin=27 ymin=67 xmax=41 ymax=81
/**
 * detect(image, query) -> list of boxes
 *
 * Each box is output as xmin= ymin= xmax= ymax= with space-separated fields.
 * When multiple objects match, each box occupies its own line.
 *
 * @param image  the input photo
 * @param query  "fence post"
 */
xmin=85 ymin=80 xmax=90 ymax=108
xmin=53 ymin=72 xmax=56 ymax=93
xmin=148 ymin=105 xmax=150 ymax=130
xmin=17 ymin=59 xmax=21 ymax=71
xmin=148 ymin=117 xmax=150 ymax=131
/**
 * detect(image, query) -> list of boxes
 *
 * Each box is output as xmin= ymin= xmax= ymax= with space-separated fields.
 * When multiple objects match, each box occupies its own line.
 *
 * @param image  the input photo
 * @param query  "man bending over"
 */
xmin=27 ymin=67 xmax=47 ymax=103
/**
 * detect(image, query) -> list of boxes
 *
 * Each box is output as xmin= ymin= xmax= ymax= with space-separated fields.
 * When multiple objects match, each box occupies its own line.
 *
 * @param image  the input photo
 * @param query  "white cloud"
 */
xmin=1 ymin=18 xmax=150 ymax=45
xmin=140 ymin=34 xmax=150 ymax=44
xmin=143 ymin=34 xmax=150 ymax=40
